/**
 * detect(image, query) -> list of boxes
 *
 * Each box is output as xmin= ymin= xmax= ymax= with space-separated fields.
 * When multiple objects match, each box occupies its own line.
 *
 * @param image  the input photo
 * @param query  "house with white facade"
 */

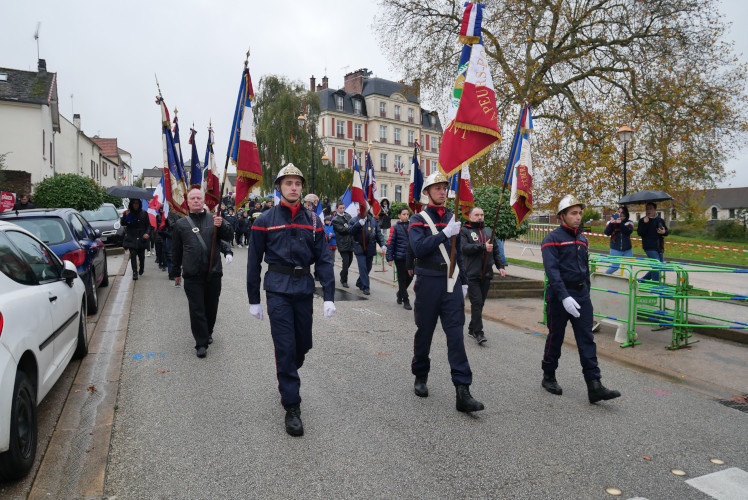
xmin=56 ymin=114 xmax=103 ymax=179
xmin=0 ymin=59 xmax=60 ymax=190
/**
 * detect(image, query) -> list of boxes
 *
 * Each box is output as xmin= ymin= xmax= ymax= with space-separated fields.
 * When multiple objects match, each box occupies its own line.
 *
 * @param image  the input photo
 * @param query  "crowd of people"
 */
xmin=119 ymin=165 xmax=624 ymax=438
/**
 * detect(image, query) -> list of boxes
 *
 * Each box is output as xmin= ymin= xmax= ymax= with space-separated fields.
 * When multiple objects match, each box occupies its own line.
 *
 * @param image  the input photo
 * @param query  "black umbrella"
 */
xmin=618 ymin=190 xmax=672 ymax=205
xmin=106 ymin=185 xmax=154 ymax=200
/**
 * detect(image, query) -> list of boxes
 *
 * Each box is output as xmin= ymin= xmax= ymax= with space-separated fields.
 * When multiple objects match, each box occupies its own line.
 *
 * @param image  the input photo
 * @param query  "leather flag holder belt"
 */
xmin=414 ymin=259 xmax=449 ymax=274
xmin=268 ymin=264 xmax=311 ymax=277
xmin=564 ymin=281 xmax=586 ymax=291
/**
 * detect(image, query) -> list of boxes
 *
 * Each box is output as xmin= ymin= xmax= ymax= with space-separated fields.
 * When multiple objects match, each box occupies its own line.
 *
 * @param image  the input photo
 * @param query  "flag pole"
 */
xmin=209 ymin=49 xmax=250 ymax=275
xmin=448 ymin=169 xmax=462 ymax=278
xmin=482 ymin=103 xmax=525 ymax=276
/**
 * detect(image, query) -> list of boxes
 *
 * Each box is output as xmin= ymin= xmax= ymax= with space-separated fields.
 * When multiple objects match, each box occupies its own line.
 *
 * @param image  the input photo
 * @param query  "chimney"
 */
xmin=38 ymin=59 xmax=47 ymax=73
xmin=73 ymin=114 xmax=81 ymax=130
xmin=322 ymin=75 xmax=328 ymax=90
xmin=310 ymin=75 xmax=316 ymax=92
xmin=344 ymin=68 xmax=367 ymax=94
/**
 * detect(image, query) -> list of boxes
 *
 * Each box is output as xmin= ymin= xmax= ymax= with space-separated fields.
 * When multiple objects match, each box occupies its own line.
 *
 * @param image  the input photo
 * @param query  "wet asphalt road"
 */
xmin=104 ymin=248 xmax=747 ymax=499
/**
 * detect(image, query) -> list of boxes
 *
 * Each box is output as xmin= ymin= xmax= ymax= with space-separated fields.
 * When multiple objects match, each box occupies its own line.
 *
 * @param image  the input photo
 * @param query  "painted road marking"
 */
xmin=685 ymin=467 xmax=748 ymax=500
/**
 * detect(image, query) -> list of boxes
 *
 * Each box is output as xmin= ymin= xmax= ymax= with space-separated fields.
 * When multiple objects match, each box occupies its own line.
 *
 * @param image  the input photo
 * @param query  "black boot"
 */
xmin=132 ymin=270 xmax=138 ymax=281
xmin=455 ymin=385 xmax=484 ymax=412
xmin=403 ymin=299 xmax=412 ymax=311
xmin=414 ymin=376 xmax=428 ymax=397
xmin=475 ymin=332 xmax=487 ymax=344
xmin=284 ymin=404 xmax=304 ymax=437
xmin=586 ymin=379 xmax=621 ymax=404
xmin=541 ymin=371 xmax=562 ymax=395
xmin=396 ymin=292 xmax=402 ymax=305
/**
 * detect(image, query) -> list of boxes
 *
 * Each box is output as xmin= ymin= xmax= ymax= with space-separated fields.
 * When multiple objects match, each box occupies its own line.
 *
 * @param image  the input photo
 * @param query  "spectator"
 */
xmin=379 ymin=198 xmax=392 ymax=240
xmin=324 ymin=215 xmax=336 ymax=262
xmin=121 ymin=199 xmax=152 ymax=280
xmin=12 ymin=193 xmax=36 ymax=210
xmin=637 ymin=202 xmax=668 ymax=281
xmin=603 ymin=206 xmax=634 ymax=274
xmin=386 ymin=206 xmax=414 ymax=310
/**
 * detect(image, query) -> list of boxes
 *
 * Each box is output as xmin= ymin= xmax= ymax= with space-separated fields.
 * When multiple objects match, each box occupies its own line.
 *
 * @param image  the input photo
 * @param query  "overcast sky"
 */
xmin=1 ymin=0 xmax=746 ymax=188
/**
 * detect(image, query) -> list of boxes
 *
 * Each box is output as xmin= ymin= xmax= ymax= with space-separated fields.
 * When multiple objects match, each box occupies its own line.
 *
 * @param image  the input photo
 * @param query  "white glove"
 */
xmin=225 ymin=254 xmax=233 ymax=265
xmin=462 ymin=285 xmax=468 ymax=298
xmin=249 ymin=303 xmax=263 ymax=320
xmin=562 ymin=297 xmax=581 ymax=318
xmin=358 ymin=218 xmax=366 ymax=226
xmin=323 ymin=301 xmax=336 ymax=318
xmin=380 ymin=245 xmax=387 ymax=254
xmin=443 ymin=217 xmax=461 ymax=238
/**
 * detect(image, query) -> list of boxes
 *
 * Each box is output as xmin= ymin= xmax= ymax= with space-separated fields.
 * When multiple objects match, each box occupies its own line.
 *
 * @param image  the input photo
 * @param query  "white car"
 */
xmin=0 ymin=220 xmax=88 ymax=481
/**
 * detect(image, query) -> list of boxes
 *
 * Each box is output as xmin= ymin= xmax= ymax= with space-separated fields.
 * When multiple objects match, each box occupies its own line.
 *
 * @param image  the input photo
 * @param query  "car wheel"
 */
xmin=0 ymin=371 xmax=37 ymax=481
xmin=73 ymin=301 xmax=89 ymax=359
xmin=100 ymin=257 xmax=109 ymax=288
xmin=86 ymin=270 xmax=99 ymax=314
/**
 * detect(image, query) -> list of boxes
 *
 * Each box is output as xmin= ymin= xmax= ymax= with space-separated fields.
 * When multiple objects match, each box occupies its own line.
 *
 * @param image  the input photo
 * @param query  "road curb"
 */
xmin=28 ymin=263 xmax=133 ymax=499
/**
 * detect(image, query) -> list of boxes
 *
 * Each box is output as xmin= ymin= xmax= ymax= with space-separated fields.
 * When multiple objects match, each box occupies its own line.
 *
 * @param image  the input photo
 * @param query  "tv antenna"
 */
xmin=34 ymin=22 xmax=41 ymax=60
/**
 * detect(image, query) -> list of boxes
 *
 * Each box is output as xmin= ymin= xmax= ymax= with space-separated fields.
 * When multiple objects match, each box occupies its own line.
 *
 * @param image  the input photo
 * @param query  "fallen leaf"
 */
xmin=377 ymin=352 xmax=392 ymax=356
xmin=727 ymin=395 xmax=747 ymax=404
xmin=74 ymin=389 xmax=81 ymax=393
xmin=87 ymin=385 xmax=95 ymax=392
xmin=156 ymin=370 xmax=170 ymax=374
xmin=643 ymin=456 xmax=653 ymax=461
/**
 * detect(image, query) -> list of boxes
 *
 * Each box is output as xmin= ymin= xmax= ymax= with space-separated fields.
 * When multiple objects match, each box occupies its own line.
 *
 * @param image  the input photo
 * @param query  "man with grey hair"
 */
xmin=171 ymin=189 xmax=233 ymax=358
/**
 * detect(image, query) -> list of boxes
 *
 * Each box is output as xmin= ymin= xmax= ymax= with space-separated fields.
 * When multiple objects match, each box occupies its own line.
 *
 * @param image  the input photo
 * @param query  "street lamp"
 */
xmin=298 ymin=113 xmax=329 ymax=194
xmin=617 ymin=125 xmax=633 ymax=196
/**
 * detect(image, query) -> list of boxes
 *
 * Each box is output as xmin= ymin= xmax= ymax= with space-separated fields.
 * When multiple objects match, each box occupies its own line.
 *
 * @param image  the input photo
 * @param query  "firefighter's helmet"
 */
xmin=557 ymin=194 xmax=585 ymax=215
xmin=274 ymin=163 xmax=305 ymax=188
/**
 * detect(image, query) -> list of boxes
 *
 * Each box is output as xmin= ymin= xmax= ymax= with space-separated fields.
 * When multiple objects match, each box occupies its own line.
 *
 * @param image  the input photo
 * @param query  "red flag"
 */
xmin=228 ymin=67 xmax=262 ymax=208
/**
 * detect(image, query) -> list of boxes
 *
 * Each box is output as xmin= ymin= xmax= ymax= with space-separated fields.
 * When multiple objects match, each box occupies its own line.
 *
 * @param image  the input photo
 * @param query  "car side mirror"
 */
xmin=94 ymin=229 xmax=102 ymax=238
xmin=62 ymin=260 xmax=78 ymax=287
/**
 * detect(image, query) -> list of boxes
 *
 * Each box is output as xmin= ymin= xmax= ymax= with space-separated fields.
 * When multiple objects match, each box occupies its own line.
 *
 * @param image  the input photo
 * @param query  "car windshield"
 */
xmin=81 ymin=205 xmax=119 ymax=222
xmin=8 ymin=217 xmax=71 ymax=245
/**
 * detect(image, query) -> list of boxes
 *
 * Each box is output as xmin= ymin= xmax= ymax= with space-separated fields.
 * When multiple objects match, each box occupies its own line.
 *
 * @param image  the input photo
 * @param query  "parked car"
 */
xmin=81 ymin=203 xmax=124 ymax=247
xmin=0 ymin=208 xmax=108 ymax=314
xmin=0 ymin=220 xmax=88 ymax=481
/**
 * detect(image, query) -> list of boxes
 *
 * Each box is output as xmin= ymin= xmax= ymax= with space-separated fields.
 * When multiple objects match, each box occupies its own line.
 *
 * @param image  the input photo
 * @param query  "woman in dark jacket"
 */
xmin=121 ymin=199 xmax=152 ymax=280
xmin=385 ymin=206 xmax=414 ymax=309
xmin=378 ymin=198 xmax=392 ymax=236
xmin=603 ymin=205 xmax=634 ymax=274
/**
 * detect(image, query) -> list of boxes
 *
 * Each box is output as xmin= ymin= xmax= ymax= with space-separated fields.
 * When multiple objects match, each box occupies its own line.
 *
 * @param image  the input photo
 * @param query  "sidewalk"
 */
xmin=359 ymin=241 xmax=747 ymax=399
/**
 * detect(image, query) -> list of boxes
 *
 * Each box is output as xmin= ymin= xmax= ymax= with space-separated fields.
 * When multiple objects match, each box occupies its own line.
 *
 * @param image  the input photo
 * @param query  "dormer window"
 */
xmin=336 ymin=95 xmax=344 ymax=111
xmin=353 ymin=99 xmax=362 ymax=115
xmin=0 ymin=73 xmax=7 ymax=82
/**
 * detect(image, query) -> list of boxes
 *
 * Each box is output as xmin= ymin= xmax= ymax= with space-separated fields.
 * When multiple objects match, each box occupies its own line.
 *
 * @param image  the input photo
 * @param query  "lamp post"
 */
xmin=617 ymin=125 xmax=633 ymax=196
xmin=298 ymin=113 xmax=329 ymax=195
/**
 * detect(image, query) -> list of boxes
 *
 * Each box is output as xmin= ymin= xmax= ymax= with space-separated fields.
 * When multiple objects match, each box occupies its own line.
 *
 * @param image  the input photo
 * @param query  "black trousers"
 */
xmin=128 ymin=248 xmax=145 ymax=273
xmin=339 ymin=250 xmax=353 ymax=284
xmin=183 ymin=274 xmax=222 ymax=349
xmin=155 ymin=241 xmax=165 ymax=266
xmin=394 ymin=259 xmax=413 ymax=302
xmin=467 ymin=276 xmax=491 ymax=334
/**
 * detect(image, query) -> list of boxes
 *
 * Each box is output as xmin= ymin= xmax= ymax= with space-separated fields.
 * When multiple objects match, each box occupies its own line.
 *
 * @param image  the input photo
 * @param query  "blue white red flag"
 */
xmin=272 ymin=188 xmax=281 ymax=205
xmin=505 ymin=104 xmax=534 ymax=227
xmin=341 ymin=188 xmax=358 ymax=218
xmin=172 ymin=114 xmax=189 ymax=186
xmin=449 ymin=164 xmax=474 ymax=217
xmin=365 ymin=152 xmax=381 ymax=216
xmin=147 ymin=174 xmax=168 ymax=229
xmin=227 ymin=65 xmax=262 ymax=208
xmin=408 ymin=143 xmax=424 ymax=212
xmin=203 ymin=126 xmax=220 ymax=211
xmin=350 ymin=154 xmax=368 ymax=217
xmin=156 ymin=97 xmax=188 ymax=215
xmin=315 ymin=199 xmax=323 ymax=217
xmin=188 ymin=127 xmax=202 ymax=189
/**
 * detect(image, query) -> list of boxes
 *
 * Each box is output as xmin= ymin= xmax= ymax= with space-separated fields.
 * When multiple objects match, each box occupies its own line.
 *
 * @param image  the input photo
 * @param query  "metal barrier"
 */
xmin=520 ymin=223 xmax=555 ymax=256
xmin=540 ymin=255 xmax=747 ymax=349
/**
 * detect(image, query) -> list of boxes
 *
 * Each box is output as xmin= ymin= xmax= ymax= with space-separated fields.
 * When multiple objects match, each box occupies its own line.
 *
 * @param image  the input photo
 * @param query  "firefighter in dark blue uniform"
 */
xmin=408 ymin=172 xmax=484 ymax=413
xmin=541 ymin=195 xmax=621 ymax=404
xmin=247 ymin=164 xmax=336 ymax=436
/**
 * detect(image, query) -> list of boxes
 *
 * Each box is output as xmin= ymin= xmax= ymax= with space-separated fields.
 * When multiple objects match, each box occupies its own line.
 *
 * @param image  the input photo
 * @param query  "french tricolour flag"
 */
xmin=350 ymin=154 xmax=368 ymax=217
xmin=147 ymin=174 xmax=168 ymax=230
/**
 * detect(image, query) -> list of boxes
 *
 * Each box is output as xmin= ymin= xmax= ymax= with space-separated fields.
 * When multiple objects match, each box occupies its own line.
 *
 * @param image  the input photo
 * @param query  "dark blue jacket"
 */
xmin=246 ymin=203 xmax=335 ymax=303
xmin=386 ymin=220 xmax=410 ymax=262
xmin=604 ymin=218 xmax=634 ymax=251
xmin=350 ymin=214 xmax=385 ymax=257
xmin=637 ymin=215 xmax=668 ymax=252
xmin=541 ymin=224 xmax=590 ymax=301
xmin=408 ymin=205 xmax=466 ymax=286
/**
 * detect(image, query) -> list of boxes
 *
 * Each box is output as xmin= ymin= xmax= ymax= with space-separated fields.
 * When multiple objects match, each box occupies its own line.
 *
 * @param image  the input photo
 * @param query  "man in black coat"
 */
xmin=637 ymin=202 xmax=669 ymax=281
xmin=350 ymin=210 xmax=386 ymax=295
xmin=12 ymin=193 xmax=36 ymax=210
xmin=332 ymin=201 xmax=354 ymax=287
xmin=171 ymin=189 xmax=233 ymax=358
xmin=121 ymin=199 xmax=152 ymax=280
xmin=460 ymin=206 xmax=506 ymax=344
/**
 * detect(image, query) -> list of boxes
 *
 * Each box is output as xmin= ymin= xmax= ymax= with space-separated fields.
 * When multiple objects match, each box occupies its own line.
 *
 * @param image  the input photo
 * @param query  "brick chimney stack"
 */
xmin=73 ymin=114 xmax=81 ymax=130
xmin=344 ymin=68 xmax=368 ymax=94
xmin=322 ymin=75 xmax=328 ymax=89
xmin=310 ymin=75 xmax=316 ymax=92
xmin=38 ymin=59 xmax=47 ymax=73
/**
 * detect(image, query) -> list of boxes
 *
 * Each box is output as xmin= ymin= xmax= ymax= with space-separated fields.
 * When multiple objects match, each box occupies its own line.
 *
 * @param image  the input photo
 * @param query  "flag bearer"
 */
xmin=540 ymin=195 xmax=621 ymax=404
xmin=247 ymin=164 xmax=336 ymax=437
xmin=408 ymin=172 xmax=484 ymax=413
xmin=461 ymin=206 xmax=506 ymax=344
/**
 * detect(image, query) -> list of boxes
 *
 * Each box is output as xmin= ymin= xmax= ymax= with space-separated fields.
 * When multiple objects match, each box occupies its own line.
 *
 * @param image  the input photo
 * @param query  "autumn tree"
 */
xmin=375 ymin=0 xmax=748 ymax=213
xmin=253 ymin=75 xmax=350 ymax=199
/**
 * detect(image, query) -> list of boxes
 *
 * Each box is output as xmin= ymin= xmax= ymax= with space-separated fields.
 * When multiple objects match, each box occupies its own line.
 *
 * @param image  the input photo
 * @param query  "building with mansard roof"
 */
xmin=312 ymin=68 xmax=443 ymax=205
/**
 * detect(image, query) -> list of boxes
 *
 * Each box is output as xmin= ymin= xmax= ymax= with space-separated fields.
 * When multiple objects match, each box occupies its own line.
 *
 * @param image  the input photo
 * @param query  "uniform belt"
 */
xmin=414 ymin=259 xmax=449 ymax=273
xmin=267 ymin=264 xmax=311 ymax=278
xmin=564 ymin=281 xmax=586 ymax=291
